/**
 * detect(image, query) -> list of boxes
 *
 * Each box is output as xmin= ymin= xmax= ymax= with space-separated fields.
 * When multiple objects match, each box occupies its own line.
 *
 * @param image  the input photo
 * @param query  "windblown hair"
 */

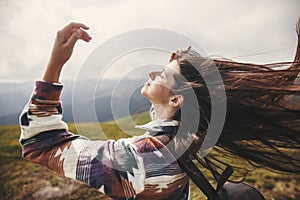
xmin=171 ymin=19 xmax=300 ymax=185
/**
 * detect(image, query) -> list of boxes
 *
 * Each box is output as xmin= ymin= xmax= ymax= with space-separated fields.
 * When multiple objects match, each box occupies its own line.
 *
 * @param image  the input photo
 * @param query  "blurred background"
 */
xmin=0 ymin=0 xmax=300 ymax=199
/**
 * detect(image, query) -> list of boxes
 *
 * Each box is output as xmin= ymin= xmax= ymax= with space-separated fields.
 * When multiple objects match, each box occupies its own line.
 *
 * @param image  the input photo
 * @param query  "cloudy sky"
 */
xmin=0 ymin=0 xmax=299 ymax=83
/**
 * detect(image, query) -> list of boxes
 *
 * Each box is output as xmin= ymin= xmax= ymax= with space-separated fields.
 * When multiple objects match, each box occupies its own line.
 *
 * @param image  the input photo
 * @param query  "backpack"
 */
xmin=178 ymin=155 xmax=265 ymax=200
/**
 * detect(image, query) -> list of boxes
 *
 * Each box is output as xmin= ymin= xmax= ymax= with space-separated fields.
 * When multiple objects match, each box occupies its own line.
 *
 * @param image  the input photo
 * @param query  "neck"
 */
xmin=152 ymin=104 xmax=175 ymax=120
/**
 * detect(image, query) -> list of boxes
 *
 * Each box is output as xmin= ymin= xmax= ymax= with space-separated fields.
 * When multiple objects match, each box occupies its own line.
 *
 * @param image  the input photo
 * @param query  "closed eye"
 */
xmin=161 ymin=69 xmax=167 ymax=78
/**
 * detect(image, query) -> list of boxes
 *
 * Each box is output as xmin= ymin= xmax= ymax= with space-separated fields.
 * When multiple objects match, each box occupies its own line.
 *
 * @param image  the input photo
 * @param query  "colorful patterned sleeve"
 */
xmin=19 ymin=81 xmax=189 ymax=199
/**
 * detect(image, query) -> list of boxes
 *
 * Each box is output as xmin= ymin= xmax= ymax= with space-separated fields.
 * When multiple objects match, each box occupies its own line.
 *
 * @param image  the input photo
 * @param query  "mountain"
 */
xmin=0 ymin=79 xmax=151 ymax=125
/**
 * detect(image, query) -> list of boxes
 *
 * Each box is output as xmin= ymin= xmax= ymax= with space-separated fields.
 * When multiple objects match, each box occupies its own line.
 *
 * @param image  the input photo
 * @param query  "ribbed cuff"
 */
xmin=31 ymin=80 xmax=63 ymax=101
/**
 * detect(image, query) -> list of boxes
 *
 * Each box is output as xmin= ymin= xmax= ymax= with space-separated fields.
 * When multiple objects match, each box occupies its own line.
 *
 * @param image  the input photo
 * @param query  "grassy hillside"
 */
xmin=1 ymin=113 xmax=300 ymax=199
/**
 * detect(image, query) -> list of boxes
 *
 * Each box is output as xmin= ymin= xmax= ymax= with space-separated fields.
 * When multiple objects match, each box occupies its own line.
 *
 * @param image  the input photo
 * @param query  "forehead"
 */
xmin=164 ymin=60 xmax=180 ymax=74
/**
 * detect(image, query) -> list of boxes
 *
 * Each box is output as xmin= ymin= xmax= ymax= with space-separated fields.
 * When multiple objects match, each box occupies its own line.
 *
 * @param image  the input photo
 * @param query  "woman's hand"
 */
xmin=49 ymin=22 xmax=91 ymax=68
xmin=43 ymin=22 xmax=92 ymax=83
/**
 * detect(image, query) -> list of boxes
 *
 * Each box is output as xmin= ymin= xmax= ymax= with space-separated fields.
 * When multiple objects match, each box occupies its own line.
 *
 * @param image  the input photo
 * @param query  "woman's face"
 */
xmin=141 ymin=60 xmax=180 ymax=105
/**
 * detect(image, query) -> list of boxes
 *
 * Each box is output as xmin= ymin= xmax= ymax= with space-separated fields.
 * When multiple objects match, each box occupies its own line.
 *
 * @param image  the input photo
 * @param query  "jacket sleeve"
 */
xmin=19 ymin=81 xmax=132 ymax=198
xmin=19 ymin=81 xmax=189 ymax=199
xmin=19 ymin=80 xmax=67 ymax=140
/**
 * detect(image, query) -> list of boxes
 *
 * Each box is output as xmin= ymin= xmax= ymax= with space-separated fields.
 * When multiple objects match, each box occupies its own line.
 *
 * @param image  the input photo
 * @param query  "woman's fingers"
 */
xmin=63 ymin=22 xmax=90 ymax=32
xmin=57 ymin=22 xmax=91 ymax=45
xmin=47 ymin=22 xmax=92 ymax=71
xmin=71 ymin=28 xmax=92 ymax=42
xmin=65 ymin=29 xmax=83 ymax=50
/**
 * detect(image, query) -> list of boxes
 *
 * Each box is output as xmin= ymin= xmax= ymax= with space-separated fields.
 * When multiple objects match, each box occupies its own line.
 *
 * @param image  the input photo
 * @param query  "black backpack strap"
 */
xmin=154 ymin=132 xmax=216 ymax=199
xmin=216 ymin=166 xmax=233 ymax=191
xmin=204 ymin=157 xmax=221 ymax=182
xmin=178 ymin=154 xmax=216 ymax=199
xmin=203 ymin=157 xmax=233 ymax=191
xmin=155 ymin=131 xmax=234 ymax=200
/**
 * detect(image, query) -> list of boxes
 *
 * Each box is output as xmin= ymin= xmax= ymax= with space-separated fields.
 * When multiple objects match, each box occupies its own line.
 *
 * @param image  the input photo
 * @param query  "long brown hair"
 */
xmin=171 ymin=19 xmax=300 ymax=186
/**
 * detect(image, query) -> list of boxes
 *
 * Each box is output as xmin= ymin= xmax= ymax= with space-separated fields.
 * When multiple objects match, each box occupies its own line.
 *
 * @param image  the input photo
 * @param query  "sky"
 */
xmin=0 ymin=0 xmax=299 ymax=83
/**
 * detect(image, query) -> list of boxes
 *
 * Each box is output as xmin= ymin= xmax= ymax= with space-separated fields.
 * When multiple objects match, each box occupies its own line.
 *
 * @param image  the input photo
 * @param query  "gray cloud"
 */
xmin=0 ymin=0 xmax=299 ymax=82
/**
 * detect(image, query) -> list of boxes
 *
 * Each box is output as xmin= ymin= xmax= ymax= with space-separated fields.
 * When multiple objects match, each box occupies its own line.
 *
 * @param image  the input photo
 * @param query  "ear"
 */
xmin=169 ymin=95 xmax=184 ymax=108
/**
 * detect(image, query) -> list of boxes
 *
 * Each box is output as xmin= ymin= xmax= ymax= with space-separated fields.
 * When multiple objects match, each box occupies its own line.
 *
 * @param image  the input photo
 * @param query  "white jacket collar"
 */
xmin=135 ymin=119 xmax=179 ymax=132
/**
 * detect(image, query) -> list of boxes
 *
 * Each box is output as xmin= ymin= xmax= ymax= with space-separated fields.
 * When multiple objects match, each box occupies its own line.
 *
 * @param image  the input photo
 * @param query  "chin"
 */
xmin=141 ymin=86 xmax=146 ymax=96
xmin=141 ymin=85 xmax=149 ymax=95
xmin=141 ymin=87 xmax=152 ymax=102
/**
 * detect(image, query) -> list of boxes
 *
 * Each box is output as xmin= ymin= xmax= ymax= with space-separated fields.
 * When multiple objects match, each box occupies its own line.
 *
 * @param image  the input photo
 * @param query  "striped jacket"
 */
xmin=19 ymin=81 xmax=190 ymax=200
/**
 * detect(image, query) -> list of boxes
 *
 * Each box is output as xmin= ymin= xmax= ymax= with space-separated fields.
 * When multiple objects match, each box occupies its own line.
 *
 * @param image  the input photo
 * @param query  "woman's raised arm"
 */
xmin=43 ymin=22 xmax=92 ymax=83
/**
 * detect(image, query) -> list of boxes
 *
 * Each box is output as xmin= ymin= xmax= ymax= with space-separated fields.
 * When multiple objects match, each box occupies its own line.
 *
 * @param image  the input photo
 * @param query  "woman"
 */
xmin=19 ymin=21 xmax=300 ymax=200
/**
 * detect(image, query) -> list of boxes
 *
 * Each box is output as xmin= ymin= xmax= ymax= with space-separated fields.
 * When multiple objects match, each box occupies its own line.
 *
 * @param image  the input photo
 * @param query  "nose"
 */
xmin=148 ymin=71 xmax=155 ymax=80
xmin=148 ymin=71 xmax=160 ymax=80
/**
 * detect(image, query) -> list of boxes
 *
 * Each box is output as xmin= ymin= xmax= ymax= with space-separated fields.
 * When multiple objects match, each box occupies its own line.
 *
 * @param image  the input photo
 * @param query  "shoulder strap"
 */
xmin=203 ymin=157 xmax=233 ymax=191
xmin=178 ymin=153 xmax=216 ymax=199
xmin=155 ymin=131 xmax=233 ymax=200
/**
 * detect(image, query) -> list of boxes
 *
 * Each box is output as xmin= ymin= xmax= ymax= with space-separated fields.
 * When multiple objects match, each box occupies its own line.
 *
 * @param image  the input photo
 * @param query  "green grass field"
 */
xmin=1 ymin=113 xmax=300 ymax=199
